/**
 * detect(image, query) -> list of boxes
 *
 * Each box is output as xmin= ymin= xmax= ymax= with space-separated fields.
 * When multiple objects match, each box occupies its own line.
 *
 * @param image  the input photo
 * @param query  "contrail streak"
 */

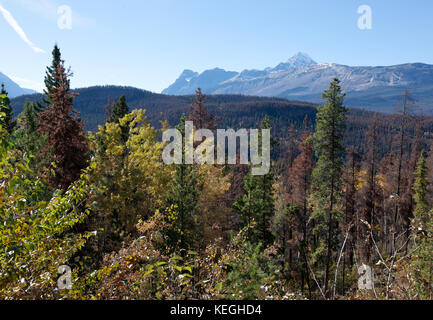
xmin=0 ymin=3 xmax=45 ymax=53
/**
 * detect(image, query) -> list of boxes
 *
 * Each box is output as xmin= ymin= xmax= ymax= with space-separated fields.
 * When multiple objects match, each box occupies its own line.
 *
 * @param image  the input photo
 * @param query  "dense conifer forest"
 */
xmin=1 ymin=46 xmax=432 ymax=300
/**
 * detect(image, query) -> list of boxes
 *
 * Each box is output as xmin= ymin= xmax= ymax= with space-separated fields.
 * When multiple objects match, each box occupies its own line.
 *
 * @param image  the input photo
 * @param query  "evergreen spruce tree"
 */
xmin=411 ymin=150 xmax=433 ymax=299
xmin=233 ymin=173 xmax=263 ymax=239
xmin=309 ymin=78 xmax=347 ymax=297
xmin=164 ymin=114 xmax=201 ymax=251
xmin=108 ymin=94 xmax=129 ymax=124
xmin=107 ymin=94 xmax=130 ymax=143
xmin=233 ymin=116 xmax=275 ymax=247
xmin=21 ymin=100 xmax=38 ymax=133
xmin=413 ymin=151 xmax=429 ymax=225
xmin=0 ymin=84 xmax=16 ymax=133
xmin=15 ymin=100 xmax=48 ymax=171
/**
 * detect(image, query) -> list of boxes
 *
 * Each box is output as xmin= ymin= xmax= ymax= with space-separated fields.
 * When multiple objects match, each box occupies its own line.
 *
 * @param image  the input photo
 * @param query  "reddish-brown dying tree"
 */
xmin=288 ymin=115 xmax=313 ymax=212
xmin=38 ymin=61 xmax=89 ymax=190
xmin=188 ymin=88 xmax=219 ymax=130
xmin=356 ymin=114 xmax=384 ymax=263
xmin=393 ymin=90 xmax=415 ymax=227
xmin=285 ymin=123 xmax=299 ymax=169
xmin=287 ymin=115 xmax=313 ymax=295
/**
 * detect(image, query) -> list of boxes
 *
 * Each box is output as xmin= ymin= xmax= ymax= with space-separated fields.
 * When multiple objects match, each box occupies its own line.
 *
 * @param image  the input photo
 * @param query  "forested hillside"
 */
xmin=11 ymin=85 xmax=433 ymax=159
xmin=1 ymin=46 xmax=433 ymax=300
xmin=11 ymin=86 xmax=317 ymax=132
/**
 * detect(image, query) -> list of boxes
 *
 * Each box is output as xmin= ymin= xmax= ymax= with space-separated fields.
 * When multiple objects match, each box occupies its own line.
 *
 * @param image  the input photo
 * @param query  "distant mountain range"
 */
xmin=5 ymin=53 xmax=433 ymax=114
xmin=0 ymin=72 xmax=36 ymax=98
xmin=162 ymin=53 xmax=433 ymax=114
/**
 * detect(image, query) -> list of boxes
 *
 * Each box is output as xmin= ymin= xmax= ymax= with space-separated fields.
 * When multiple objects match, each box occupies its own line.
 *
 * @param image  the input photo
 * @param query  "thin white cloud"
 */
xmin=0 ymin=3 xmax=45 ymax=53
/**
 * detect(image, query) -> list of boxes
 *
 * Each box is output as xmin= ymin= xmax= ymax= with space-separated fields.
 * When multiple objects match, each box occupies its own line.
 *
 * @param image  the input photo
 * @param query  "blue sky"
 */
xmin=1 ymin=0 xmax=433 ymax=93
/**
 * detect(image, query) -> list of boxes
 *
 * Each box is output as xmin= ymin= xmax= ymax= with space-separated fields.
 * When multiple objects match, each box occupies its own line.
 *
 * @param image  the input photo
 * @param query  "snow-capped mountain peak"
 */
xmin=162 ymin=54 xmax=433 ymax=115
xmin=272 ymin=52 xmax=317 ymax=72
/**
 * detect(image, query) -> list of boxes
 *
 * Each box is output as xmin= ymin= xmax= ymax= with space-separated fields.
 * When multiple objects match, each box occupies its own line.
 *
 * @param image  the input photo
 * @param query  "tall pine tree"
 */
xmin=234 ymin=116 xmax=275 ymax=247
xmin=411 ymin=150 xmax=433 ymax=299
xmin=309 ymin=78 xmax=347 ymax=297
xmin=164 ymin=114 xmax=201 ymax=251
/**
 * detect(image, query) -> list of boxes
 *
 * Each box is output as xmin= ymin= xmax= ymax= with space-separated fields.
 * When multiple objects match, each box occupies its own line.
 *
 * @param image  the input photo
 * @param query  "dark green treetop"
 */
xmin=36 ymin=44 xmax=68 ymax=112
xmin=0 ymin=83 xmax=16 ymax=133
